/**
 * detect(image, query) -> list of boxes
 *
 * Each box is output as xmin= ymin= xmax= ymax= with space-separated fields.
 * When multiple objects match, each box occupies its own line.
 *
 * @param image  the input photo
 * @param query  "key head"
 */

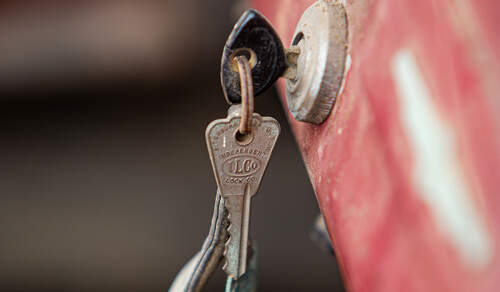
xmin=221 ymin=9 xmax=287 ymax=104
xmin=206 ymin=105 xmax=280 ymax=197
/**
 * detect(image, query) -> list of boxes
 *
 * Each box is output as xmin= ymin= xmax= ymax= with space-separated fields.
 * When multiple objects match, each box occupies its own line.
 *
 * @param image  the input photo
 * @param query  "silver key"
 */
xmin=206 ymin=105 xmax=280 ymax=279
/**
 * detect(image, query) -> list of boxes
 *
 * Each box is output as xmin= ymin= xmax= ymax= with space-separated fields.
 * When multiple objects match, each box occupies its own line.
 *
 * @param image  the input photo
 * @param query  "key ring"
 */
xmin=234 ymin=55 xmax=254 ymax=135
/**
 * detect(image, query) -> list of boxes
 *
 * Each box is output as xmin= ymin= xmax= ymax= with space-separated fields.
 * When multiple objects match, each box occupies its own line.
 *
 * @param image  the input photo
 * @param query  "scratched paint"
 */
xmin=337 ymin=54 xmax=351 ymax=97
xmin=391 ymin=49 xmax=493 ymax=268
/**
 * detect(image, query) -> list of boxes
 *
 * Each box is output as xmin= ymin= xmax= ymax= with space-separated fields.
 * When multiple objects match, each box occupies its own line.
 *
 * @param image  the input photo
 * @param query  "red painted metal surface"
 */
xmin=252 ymin=0 xmax=500 ymax=291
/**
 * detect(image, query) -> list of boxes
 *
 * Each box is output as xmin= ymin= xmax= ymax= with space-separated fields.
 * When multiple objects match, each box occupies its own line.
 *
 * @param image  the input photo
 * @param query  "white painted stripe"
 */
xmin=391 ymin=49 xmax=493 ymax=268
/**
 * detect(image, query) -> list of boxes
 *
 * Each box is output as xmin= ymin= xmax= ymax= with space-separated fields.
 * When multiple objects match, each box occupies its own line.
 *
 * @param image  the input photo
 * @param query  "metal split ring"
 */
xmin=234 ymin=55 xmax=254 ymax=135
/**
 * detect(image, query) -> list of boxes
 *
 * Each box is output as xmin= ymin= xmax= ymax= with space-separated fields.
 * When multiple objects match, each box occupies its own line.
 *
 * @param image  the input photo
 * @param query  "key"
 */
xmin=220 ymin=9 xmax=287 ymax=104
xmin=206 ymin=105 xmax=280 ymax=279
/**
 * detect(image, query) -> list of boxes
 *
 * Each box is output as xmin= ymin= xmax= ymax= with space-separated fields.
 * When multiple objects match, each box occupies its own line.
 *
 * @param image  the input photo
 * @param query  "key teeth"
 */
xmin=222 ymin=226 xmax=231 ymax=272
xmin=223 ymin=207 xmax=233 ymax=277
xmin=223 ymin=196 xmax=247 ymax=279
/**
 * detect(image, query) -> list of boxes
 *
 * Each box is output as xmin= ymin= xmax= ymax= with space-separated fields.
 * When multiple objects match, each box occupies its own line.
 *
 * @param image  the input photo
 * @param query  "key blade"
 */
xmin=223 ymin=185 xmax=252 ymax=278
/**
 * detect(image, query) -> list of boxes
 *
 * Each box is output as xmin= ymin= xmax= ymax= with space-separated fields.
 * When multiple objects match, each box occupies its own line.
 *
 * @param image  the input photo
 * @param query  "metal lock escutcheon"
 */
xmin=286 ymin=0 xmax=348 ymax=124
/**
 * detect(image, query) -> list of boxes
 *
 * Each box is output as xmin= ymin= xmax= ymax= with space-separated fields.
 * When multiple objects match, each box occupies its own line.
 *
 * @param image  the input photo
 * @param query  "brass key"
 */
xmin=206 ymin=54 xmax=279 ymax=279
xmin=206 ymin=103 xmax=279 ymax=279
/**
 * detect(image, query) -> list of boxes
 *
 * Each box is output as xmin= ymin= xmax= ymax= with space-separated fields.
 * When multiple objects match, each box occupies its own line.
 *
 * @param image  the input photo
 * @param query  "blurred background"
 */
xmin=0 ymin=1 xmax=344 ymax=291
